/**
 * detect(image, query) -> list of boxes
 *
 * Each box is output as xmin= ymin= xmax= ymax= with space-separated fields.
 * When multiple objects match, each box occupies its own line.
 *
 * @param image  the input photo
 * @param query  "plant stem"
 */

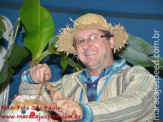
xmin=12 ymin=18 xmax=20 ymax=44
xmin=35 ymin=50 xmax=52 ymax=63
xmin=35 ymin=47 xmax=61 ymax=63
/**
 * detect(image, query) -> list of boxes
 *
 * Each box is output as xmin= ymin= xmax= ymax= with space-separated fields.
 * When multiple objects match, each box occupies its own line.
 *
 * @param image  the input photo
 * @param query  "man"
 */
xmin=19 ymin=13 xmax=155 ymax=122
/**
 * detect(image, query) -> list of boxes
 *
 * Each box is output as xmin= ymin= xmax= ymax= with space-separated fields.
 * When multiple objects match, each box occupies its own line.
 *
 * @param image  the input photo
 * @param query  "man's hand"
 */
xmin=30 ymin=64 xmax=51 ymax=83
xmin=52 ymin=91 xmax=83 ymax=121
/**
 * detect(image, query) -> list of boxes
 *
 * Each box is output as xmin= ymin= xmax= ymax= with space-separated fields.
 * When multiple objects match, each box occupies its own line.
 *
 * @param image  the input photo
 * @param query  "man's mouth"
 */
xmin=86 ymin=51 xmax=97 ymax=56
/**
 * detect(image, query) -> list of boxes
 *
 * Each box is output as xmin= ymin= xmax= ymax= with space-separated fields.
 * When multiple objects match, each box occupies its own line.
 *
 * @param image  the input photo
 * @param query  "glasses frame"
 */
xmin=73 ymin=35 xmax=106 ymax=48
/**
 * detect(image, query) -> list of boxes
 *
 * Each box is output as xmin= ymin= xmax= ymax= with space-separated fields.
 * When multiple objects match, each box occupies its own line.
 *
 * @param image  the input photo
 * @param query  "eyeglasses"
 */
xmin=73 ymin=35 xmax=106 ymax=47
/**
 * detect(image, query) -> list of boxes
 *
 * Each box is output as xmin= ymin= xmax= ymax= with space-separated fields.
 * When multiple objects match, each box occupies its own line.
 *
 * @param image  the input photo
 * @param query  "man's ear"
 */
xmin=109 ymin=37 xmax=114 ymax=49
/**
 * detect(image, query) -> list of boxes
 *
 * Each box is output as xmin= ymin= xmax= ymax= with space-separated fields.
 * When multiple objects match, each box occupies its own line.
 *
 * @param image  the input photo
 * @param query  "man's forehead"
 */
xmin=75 ymin=29 xmax=102 ymax=38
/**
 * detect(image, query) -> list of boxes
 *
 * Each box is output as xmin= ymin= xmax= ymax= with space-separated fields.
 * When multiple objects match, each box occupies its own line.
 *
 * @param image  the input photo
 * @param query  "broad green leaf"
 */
xmin=149 ymin=56 xmax=163 ymax=70
xmin=76 ymin=62 xmax=84 ymax=71
xmin=0 ymin=31 xmax=2 ymax=38
xmin=158 ymin=57 xmax=163 ymax=66
xmin=0 ymin=44 xmax=29 ymax=85
xmin=49 ymin=36 xmax=58 ymax=48
xmin=4 ymin=44 xmax=13 ymax=60
xmin=3 ymin=17 xmax=19 ymax=61
xmin=8 ymin=44 xmax=29 ymax=67
xmin=68 ymin=58 xmax=76 ymax=68
xmin=8 ymin=67 xmax=14 ymax=76
xmin=61 ymin=56 xmax=68 ymax=73
xmin=68 ymin=58 xmax=84 ymax=72
xmin=20 ymin=0 xmax=55 ymax=60
xmin=0 ymin=62 xmax=8 ymax=85
xmin=118 ymin=34 xmax=163 ymax=70
xmin=0 ymin=15 xmax=6 ymax=39
xmin=0 ymin=52 xmax=4 ymax=71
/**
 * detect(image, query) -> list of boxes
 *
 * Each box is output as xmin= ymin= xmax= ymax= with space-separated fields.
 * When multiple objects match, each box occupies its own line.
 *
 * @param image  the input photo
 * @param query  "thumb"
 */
xmin=52 ymin=90 xmax=63 ymax=103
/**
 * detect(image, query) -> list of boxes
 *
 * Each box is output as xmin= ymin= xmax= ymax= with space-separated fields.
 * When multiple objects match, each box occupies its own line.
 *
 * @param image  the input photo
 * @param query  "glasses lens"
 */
xmin=74 ymin=35 xmax=105 ymax=47
xmin=90 ymin=35 xmax=96 ymax=40
xmin=76 ymin=39 xmax=84 ymax=46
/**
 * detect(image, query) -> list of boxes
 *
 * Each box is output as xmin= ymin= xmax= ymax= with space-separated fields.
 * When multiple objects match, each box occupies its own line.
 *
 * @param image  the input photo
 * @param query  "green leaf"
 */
xmin=0 ymin=15 xmax=6 ymax=39
xmin=0 ymin=31 xmax=2 ymax=38
xmin=61 ymin=56 xmax=68 ymax=73
xmin=4 ymin=18 xmax=20 ymax=61
xmin=68 ymin=58 xmax=76 ymax=68
xmin=67 ymin=58 xmax=84 ymax=72
xmin=20 ymin=0 xmax=55 ymax=60
xmin=49 ymin=36 xmax=58 ymax=47
xmin=8 ymin=67 xmax=14 ymax=77
xmin=0 ymin=44 xmax=29 ymax=85
xmin=0 ymin=62 xmax=8 ymax=85
xmin=8 ymin=44 xmax=29 ymax=67
xmin=149 ymin=56 xmax=163 ymax=70
xmin=76 ymin=62 xmax=84 ymax=71
xmin=118 ymin=34 xmax=163 ymax=70
xmin=4 ymin=44 xmax=14 ymax=61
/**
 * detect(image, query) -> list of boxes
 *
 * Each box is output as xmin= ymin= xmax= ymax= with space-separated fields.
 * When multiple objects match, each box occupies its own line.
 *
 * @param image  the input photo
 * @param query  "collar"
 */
xmin=79 ymin=59 xmax=124 ymax=84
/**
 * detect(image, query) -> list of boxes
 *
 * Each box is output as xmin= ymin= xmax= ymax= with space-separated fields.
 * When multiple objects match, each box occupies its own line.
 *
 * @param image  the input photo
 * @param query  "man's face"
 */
xmin=74 ymin=29 xmax=114 ymax=72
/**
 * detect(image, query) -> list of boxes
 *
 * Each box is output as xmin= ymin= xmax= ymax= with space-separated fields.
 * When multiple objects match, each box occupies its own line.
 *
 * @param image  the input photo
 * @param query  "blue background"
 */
xmin=0 ymin=0 xmax=163 ymax=120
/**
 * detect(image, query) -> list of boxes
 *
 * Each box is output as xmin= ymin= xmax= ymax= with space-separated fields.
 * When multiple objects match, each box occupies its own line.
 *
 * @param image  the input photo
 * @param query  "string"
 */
xmin=36 ymin=73 xmax=46 ymax=101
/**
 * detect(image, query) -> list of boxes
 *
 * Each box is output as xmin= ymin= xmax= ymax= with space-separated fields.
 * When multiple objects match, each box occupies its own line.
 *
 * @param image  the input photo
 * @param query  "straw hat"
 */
xmin=56 ymin=13 xmax=128 ymax=55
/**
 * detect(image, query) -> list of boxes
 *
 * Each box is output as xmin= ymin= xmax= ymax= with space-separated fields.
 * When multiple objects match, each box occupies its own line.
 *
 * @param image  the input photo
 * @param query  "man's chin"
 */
xmin=85 ymin=62 xmax=99 ymax=69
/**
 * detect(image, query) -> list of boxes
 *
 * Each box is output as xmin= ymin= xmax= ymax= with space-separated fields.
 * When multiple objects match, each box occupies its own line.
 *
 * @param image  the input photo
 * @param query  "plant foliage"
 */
xmin=20 ymin=0 xmax=55 ymax=61
xmin=118 ymin=34 xmax=163 ymax=70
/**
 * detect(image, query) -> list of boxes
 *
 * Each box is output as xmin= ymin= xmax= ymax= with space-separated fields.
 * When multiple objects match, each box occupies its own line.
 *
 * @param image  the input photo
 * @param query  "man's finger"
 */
xmin=52 ymin=91 xmax=63 ymax=103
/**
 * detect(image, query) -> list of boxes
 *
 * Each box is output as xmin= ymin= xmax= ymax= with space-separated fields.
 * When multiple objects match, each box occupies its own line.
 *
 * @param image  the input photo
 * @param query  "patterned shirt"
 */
xmin=79 ymin=59 xmax=123 ymax=102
